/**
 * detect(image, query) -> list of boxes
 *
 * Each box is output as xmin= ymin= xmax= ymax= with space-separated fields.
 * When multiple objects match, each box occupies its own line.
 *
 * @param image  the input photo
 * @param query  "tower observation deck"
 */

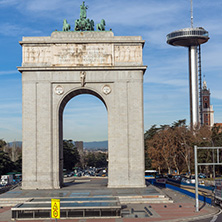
xmin=167 ymin=26 xmax=209 ymax=128
xmin=167 ymin=27 xmax=209 ymax=46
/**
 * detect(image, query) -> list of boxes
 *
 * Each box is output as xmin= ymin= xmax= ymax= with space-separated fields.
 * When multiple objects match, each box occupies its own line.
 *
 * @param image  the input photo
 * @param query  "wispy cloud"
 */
xmin=0 ymin=115 xmax=22 ymax=141
xmin=0 ymin=102 xmax=21 ymax=112
xmin=0 ymin=70 xmax=19 ymax=75
xmin=211 ymin=90 xmax=222 ymax=100
xmin=0 ymin=0 xmax=17 ymax=7
xmin=15 ymin=0 xmax=79 ymax=22
xmin=91 ymin=0 xmax=187 ymax=27
xmin=0 ymin=23 xmax=42 ymax=36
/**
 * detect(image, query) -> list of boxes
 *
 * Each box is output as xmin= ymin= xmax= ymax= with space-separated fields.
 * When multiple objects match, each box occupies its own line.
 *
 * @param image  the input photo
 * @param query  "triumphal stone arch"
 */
xmin=18 ymin=31 xmax=147 ymax=189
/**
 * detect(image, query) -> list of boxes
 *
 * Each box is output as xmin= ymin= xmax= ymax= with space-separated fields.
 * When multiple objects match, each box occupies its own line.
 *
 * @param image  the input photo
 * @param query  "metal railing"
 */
xmin=194 ymin=146 xmax=222 ymax=212
xmin=167 ymin=29 xmax=209 ymax=41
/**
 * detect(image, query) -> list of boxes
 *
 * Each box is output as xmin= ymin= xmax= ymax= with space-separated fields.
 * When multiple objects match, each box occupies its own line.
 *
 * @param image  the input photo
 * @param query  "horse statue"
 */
xmin=62 ymin=19 xmax=71 ymax=31
xmin=74 ymin=19 xmax=80 ymax=31
xmin=96 ymin=19 xmax=106 ymax=31
xmin=86 ymin=19 xmax=94 ymax=31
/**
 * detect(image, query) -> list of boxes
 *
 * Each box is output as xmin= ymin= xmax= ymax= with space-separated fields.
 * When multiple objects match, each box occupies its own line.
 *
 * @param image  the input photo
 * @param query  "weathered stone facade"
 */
xmin=18 ymin=31 xmax=147 ymax=189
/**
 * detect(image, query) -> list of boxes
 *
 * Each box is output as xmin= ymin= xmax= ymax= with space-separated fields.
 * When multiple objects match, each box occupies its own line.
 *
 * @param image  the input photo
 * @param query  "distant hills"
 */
xmin=84 ymin=141 xmax=108 ymax=150
xmin=8 ymin=141 xmax=22 ymax=148
xmin=8 ymin=140 xmax=108 ymax=150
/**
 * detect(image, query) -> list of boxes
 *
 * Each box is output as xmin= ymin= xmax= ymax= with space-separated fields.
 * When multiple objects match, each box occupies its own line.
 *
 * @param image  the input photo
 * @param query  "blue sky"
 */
xmin=0 ymin=0 xmax=222 ymax=142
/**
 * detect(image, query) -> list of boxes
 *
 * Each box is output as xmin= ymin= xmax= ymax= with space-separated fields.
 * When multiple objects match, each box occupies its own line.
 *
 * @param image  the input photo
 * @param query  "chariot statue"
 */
xmin=74 ymin=1 xmax=95 ymax=31
xmin=61 ymin=1 xmax=108 ymax=32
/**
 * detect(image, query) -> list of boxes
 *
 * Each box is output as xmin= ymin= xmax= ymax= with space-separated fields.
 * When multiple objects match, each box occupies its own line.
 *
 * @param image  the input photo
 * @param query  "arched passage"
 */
xmin=58 ymin=88 xmax=108 ymax=186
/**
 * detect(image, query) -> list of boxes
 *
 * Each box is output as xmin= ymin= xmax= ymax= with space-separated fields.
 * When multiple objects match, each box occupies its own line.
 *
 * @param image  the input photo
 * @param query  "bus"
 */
xmin=145 ymin=170 xmax=157 ymax=178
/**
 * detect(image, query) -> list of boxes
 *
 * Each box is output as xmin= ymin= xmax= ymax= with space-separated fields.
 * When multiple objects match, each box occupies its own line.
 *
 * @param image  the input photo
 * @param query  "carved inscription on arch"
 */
xmin=53 ymin=44 xmax=113 ymax=66
xmin=114 ymin=45 xmax=142 ymax=65
xmin=23 ymin=46 xmax=51 ymax=64
xmin=23 ymin=44 xmax=113 ymax=66
xmin=22 ymin=43 xmax=143 ymax=66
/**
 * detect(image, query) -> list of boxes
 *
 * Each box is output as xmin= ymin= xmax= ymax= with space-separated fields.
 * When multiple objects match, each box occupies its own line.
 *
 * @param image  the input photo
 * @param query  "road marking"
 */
xmin=210 ymin=215 xmax=218 ymax=222
xmin=210 ymin=210 xmax=222 ymax=222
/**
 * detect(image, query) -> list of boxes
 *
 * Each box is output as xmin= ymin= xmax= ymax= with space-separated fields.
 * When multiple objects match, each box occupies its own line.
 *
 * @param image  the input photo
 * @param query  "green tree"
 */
xmin=0 ymin=139 xmax=6 ymax=149
xmin=84 ymin=152 xmax=108 ymax=168
xmin=63 ymin=140 xmax=80 ymax=171
xmin=144 ymin=125 xmax=160 ymax=140
xmin=0 ymin=139 xmax=23 ymax=174
xmin=14 ymin=154 xmax=22 ymax=172
xmin=95 ymin=152 xmax=108 ymax=168
xmin=0 ymin=150 xmax=15 ymax=175
xmin=84 ymin=152 xmax=96 ymax=167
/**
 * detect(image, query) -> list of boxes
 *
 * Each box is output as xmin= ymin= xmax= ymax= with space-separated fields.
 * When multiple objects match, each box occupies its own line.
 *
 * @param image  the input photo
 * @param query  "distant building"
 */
xmin=74 ymin=141 xmax=83 ymax=155
xmin=201 ymin=80 xmax=214 ymax=127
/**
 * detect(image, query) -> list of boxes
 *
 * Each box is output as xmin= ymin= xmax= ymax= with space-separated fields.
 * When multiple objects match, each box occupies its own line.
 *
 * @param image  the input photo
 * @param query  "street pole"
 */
xmin=212 ymin=141 xmax=216 ymax=180
xmin=189 ymin=146 xmax=191 ymax=175
xmin=213 ymin=149 xmax=215 ymax=179
xmin=194 ymin=145 xmax=199 ymax=212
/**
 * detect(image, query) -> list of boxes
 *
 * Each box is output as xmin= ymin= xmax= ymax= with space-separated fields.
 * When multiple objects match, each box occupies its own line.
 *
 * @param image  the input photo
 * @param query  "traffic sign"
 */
xmin=51 ymin=199 xmax=60 ymax=219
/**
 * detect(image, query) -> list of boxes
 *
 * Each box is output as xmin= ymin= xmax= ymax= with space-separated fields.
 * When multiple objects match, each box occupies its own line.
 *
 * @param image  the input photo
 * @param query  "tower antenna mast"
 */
xmin=191 ymin=0 xmax=194 ymax=28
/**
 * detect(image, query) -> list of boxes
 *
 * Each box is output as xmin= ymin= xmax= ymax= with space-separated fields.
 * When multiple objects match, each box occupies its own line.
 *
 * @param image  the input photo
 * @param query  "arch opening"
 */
xmin=58 ymin=88 xmax=108 ymax=187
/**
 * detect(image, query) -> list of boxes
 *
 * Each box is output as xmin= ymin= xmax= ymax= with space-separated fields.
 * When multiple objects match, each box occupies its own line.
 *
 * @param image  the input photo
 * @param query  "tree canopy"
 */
xmin=0 ymin=139 xmax=20 ymax=175
xmin=84 ymin=152 xmax=108 ymax=168
xmin=145 ymin=120 xmax=222 ymax=175
xmin=63 ymin=140 xmax=80 ymax=171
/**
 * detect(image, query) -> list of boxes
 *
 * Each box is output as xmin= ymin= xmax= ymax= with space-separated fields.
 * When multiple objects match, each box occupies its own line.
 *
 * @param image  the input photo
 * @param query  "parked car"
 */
xmin=188 ymin=175 xmax=195 ymax=184
xmin=181 ymin=177 xmax=190 ymax=184
xmin=198 ymin=173 xmax=207 ymax=178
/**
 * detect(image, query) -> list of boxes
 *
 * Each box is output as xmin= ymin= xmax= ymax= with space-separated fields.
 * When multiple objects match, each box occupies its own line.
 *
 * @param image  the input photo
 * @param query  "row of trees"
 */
xmin=0 ymin=139 xmax=107 ymax=176
xmin=63 ymin=140 xmax=108 ymax=171
xmin=4 ymin=121 xmax=220 ymax=176
xmin=145 ymin=120 xmax=222 ymax=175
xmin=0 ymin=139 xmax=22 ymax=175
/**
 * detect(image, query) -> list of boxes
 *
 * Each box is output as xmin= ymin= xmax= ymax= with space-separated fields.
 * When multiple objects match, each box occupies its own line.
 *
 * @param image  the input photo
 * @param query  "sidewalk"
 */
xmin=0 ymin=178 xmax=219 ymax=222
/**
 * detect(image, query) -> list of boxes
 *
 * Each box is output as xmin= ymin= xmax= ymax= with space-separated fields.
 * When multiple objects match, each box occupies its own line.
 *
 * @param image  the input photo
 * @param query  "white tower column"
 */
xmin=189 ymin=46 xmax=199 ymax=128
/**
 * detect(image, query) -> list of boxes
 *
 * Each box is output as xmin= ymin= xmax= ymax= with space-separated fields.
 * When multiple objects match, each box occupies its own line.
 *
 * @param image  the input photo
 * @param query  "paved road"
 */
xmin=0 ymin=178 xmax=220 ymax=221
xmin=191 ymin=209 xmax=222 ymax=222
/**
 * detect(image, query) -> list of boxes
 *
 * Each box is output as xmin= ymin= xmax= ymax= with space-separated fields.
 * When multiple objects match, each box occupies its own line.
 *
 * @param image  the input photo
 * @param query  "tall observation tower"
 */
xmin=166 ymin=0 xmax=209 ymax=128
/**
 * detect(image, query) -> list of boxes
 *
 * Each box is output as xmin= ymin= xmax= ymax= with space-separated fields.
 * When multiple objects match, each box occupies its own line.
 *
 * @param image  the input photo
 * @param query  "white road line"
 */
xmin=210 ymin=215 xmax=218 ymax=222
xmin=210 ymin=209 xmax=222 ymax=222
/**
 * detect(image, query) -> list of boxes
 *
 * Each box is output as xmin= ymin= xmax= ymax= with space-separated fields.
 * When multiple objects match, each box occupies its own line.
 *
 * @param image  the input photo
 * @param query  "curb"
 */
xmin=161 ymin=208 xmax=221 ymax=222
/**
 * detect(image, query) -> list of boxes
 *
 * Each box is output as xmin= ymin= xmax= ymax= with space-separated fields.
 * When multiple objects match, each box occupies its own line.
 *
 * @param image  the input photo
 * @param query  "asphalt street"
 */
xmin=191 ymin=210 xmax=222 ymax=222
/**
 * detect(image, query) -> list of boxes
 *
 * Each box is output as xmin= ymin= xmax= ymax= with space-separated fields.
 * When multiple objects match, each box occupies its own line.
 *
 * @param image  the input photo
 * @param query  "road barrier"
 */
xmin=146 ymin=179 xmax=212 ymax=205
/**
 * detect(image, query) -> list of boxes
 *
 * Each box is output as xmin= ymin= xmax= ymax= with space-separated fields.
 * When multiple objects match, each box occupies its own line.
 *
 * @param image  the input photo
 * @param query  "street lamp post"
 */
xmin=194 ymin=145 xmax=199 ymax=212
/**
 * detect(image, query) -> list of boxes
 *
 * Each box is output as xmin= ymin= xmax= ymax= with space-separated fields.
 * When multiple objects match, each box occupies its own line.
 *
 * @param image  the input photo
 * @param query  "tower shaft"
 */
xmin=198 ymin=45 xmax=203 ymax=125
xmin=189 ymin=46 xmax=199 ymax=128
